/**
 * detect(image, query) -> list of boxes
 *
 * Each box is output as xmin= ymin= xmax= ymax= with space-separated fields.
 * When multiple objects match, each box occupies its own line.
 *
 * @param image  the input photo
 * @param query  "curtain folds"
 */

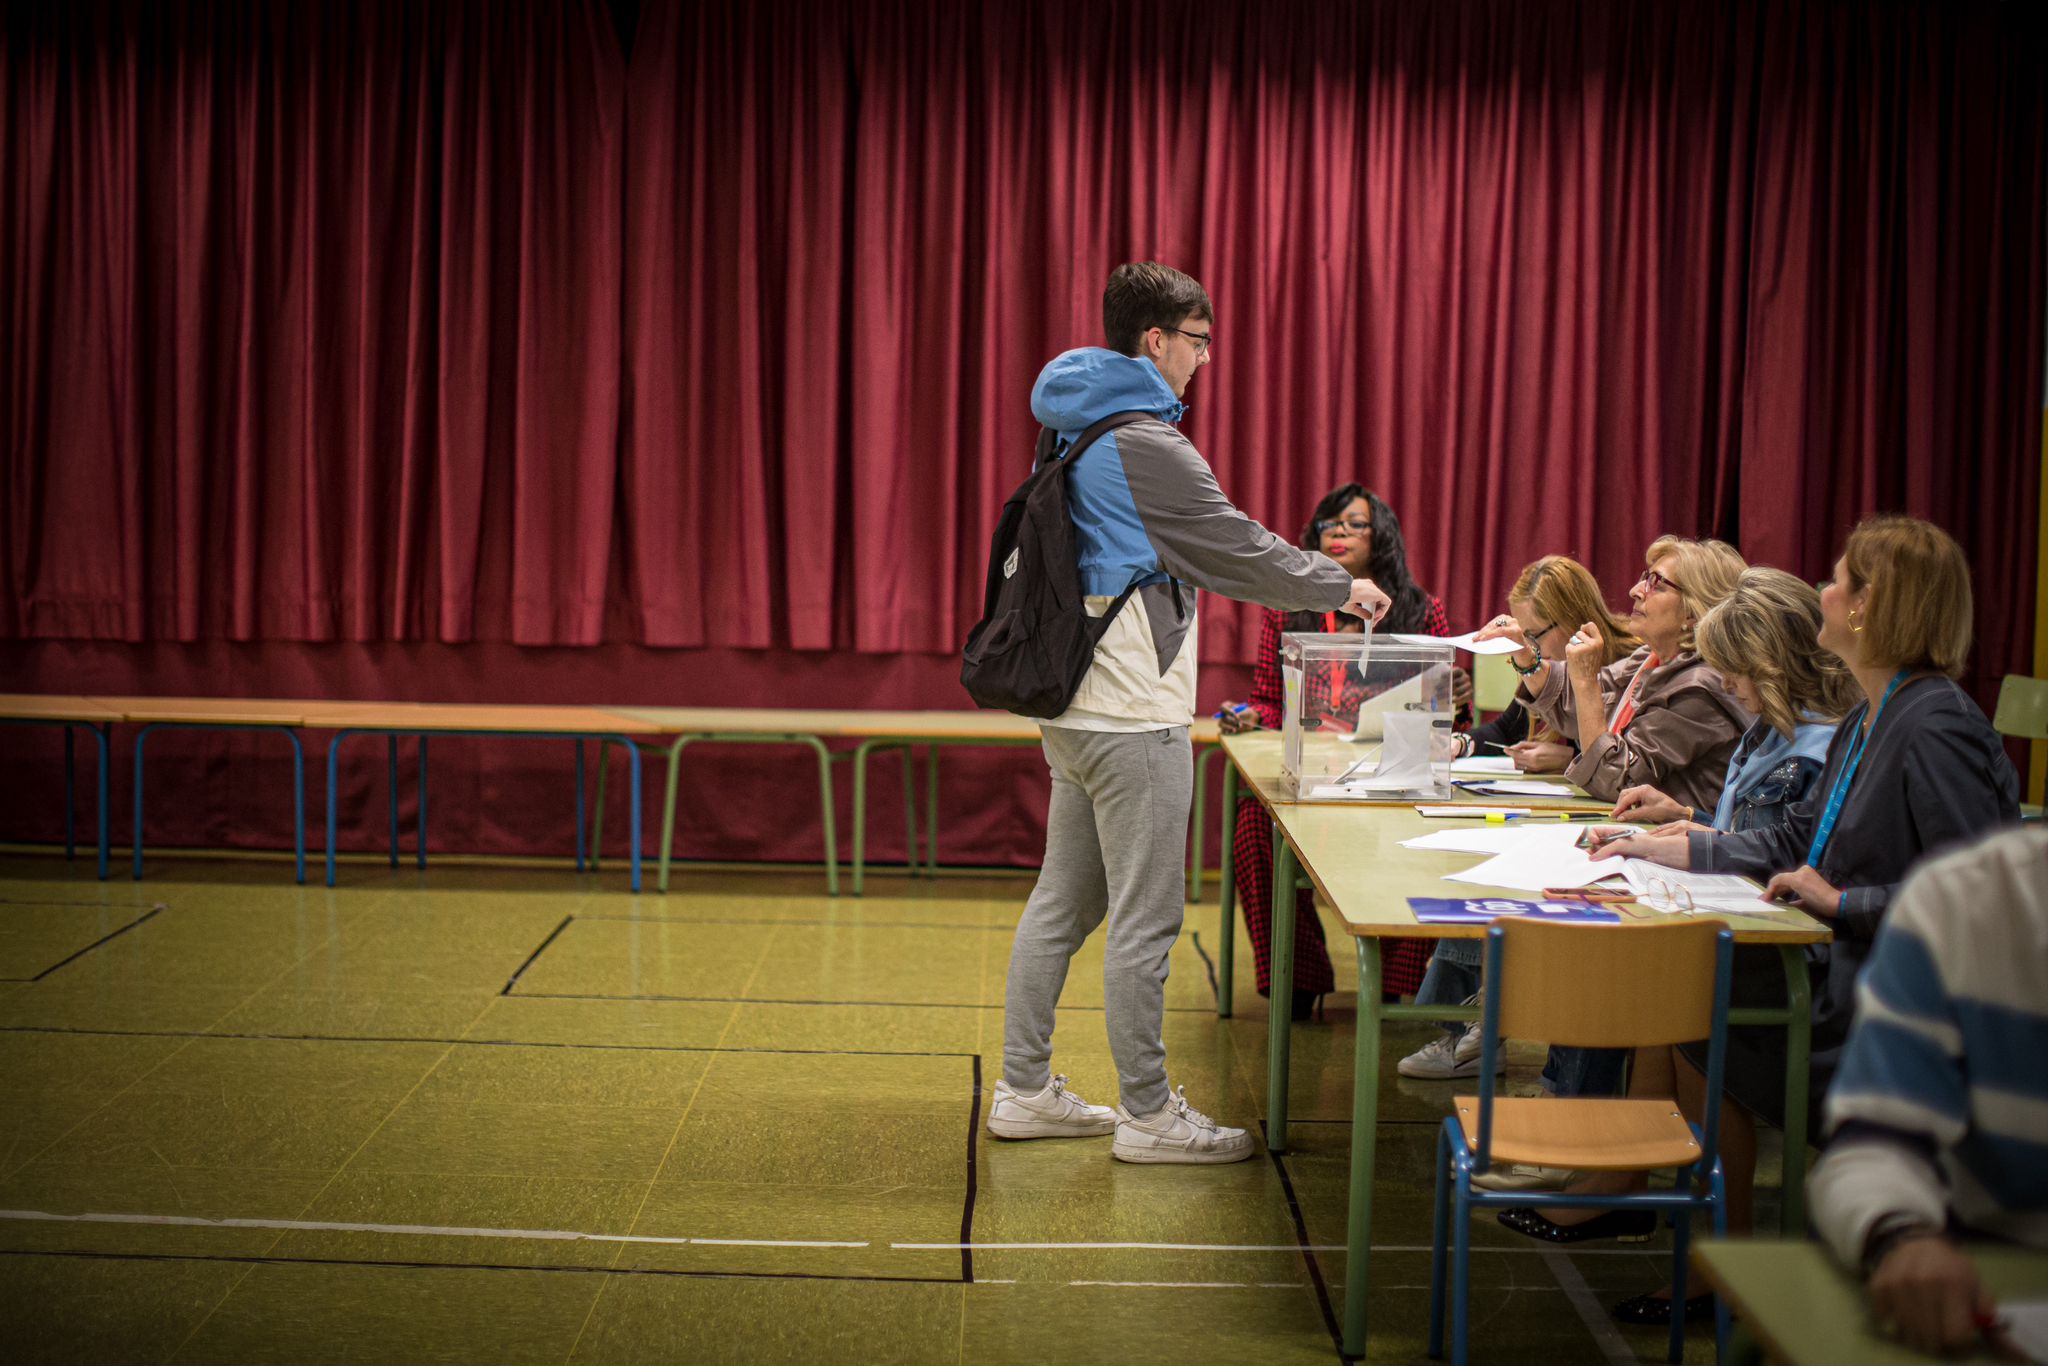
xmin=2 ymin=0 xmax=2042 ymax=684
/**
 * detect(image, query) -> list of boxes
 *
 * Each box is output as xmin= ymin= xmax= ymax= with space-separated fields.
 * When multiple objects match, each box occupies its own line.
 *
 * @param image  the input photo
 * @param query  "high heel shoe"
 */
xmin=1495 ymin=1207 xmax=1656 ymax=1244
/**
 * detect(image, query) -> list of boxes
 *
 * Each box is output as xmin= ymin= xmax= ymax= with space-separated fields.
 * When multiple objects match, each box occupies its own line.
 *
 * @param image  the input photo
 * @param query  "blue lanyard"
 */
xmin=1805 ymin=671 xmax=1908 ymax=868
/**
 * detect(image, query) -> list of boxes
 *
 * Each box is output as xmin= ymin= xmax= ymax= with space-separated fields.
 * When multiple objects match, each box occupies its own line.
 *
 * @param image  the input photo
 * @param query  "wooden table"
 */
xmin=587 ymin=708 xmax=1223 ymax=898
xmin=0 ymin=694 xmax=122 ymax=879
xmin=300 ymin=703 xmax=666 ymax=893
xmin=1211 ymin=732 xmax=1609 ymax=1014
xmin=1694 ymin=1239 xmax=2048 ymax=1365
xmin=1219 ymin=732 xmax=1833 ymax=1360
xmin=92 ymin=696 xmax=321 ymax=884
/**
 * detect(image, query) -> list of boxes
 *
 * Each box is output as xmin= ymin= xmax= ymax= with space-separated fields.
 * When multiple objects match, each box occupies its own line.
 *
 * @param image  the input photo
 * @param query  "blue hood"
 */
xmin=1031 ymin=348 xmax=1185 ymax=432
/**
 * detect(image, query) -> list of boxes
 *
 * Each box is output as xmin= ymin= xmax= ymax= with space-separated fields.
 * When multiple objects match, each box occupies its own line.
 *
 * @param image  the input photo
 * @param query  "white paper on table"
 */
xmin=1461 ymin=779 xmax=1588 ymax=797
xmin=1442 ymin=842 xmax=1615 ymax=893
xmin=1388 ymin=630 xmax=1523 ymax=656
xmin=1617 ymin=861 xmax=1772 ymax=914
xmin=1403 ymin=825 xmax=1589 ymax=856
xmin=1450 ymin=756 xmax=1521 ymax=775
xmin=1997 ymin=1300 xmax=2048 ymax=1364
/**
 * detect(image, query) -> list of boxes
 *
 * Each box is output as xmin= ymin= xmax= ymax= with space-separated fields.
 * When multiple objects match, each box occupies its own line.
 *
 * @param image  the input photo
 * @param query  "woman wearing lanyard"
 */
xmin=1508 ymin=517 xmax=2021 ymax=1330
xmin=1214 ymin=484 xmax=1468 ymax=1020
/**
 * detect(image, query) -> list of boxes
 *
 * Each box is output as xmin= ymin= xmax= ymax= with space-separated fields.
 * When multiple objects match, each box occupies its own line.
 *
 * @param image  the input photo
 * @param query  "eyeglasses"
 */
xmin=1637 ymin=877 xmax=1697 ymax=914
xmin=1529 ymin=619 xmax=1560 ymax=643
xmin=1636 ymin=568 xmax=1683 ymax=596
xmin=1165 ymin=326 xmax=1213 ymax=355
xmin=1314 ymin=517 xmax=1373 ymax=537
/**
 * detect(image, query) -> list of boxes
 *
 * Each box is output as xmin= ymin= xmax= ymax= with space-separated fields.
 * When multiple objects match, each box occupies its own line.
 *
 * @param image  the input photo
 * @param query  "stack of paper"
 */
xmin=1616 ymin=862 xmax=1774 ymax=914
xmin=1449 ymin=756 xmax=1521 ymax=776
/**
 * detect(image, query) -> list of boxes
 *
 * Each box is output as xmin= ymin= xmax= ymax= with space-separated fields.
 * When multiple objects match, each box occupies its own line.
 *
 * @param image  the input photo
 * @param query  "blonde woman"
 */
xmin=1611 ymin=567 xmax=1857 ymax=833
xmin=1496 ymin=536 xmax=1749 ymax=807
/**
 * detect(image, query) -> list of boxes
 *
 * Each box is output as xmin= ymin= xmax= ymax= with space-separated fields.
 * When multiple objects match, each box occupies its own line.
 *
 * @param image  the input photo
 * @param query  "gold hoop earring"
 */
xmin=1849 ymin=610 xmax=1864 ymax=634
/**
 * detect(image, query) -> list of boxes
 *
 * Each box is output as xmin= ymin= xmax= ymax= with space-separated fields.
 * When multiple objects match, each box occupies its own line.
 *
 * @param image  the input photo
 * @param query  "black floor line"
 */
xmin=1 ymin=905 xmax=165 ymax=983
xmin=500 ymin=914 xmax=573 ymax=995
xmin=0 ymin=1247 xmax=963 ymax=1288
xmin=1265 ymin=1139 xmax=1346 ymax=1362
xmin=0 ymin=896 xmax=164 ymax=911
xmin=961 ymin=1055 xmax=982 ymax=1284
xmin=0 ymin=1023 xmax=977 ymax=1061
xmin=573 ymin=914 xmax=1019 ymax=933
xmin=1190 ymin=930 xmax=1220 ymax=1006
xmin=506 ymin=991 xmax=1214 ymax=1014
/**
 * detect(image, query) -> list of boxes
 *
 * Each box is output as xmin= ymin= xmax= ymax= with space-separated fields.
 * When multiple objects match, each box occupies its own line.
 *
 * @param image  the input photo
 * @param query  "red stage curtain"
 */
xmin=1 ymin=0 xmax=624 ymax=645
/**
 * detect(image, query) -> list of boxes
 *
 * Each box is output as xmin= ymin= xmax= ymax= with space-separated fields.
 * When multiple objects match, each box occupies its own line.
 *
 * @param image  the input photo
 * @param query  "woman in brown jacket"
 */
xmin=1487 ymin=535 xmax=1750 ymax=811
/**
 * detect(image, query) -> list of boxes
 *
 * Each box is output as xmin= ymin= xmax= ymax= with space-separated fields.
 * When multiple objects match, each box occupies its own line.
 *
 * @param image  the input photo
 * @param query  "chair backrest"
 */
xmin=1472 ymin=918 xmax=1734 ymax=1182
xmin=1472 ymin=651 xmax=1521 ymax=715
xmin=1993 ymin=674 xmax=2048 ymax=741
xmin=1488 ymin=917 xmax=1724 ymax=1048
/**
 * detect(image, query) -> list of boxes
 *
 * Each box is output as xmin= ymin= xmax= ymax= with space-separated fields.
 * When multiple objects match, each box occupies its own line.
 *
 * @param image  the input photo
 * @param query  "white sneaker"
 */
xmin=1397 ymin=1024 xmax=1500 ymax=1079
xmin=1111 ymin=1086 xmax=1255 ymax=1164
xmin=986 ymin=1075 xmax=1118 ymax=1139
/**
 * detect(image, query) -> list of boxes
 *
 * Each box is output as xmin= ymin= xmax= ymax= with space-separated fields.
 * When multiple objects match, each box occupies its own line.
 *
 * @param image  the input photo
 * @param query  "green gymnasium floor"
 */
xmin=0 ymin=852 xmax=1768 ymax=1363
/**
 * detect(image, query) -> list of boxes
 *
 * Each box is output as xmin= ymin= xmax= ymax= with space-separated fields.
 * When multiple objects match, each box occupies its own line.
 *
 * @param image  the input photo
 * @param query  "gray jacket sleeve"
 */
xmin=1115 ymin=421 xmax=1352 ymax=612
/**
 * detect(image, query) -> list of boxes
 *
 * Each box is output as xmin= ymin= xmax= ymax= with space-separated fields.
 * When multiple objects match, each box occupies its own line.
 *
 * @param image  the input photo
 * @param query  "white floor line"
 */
xmin=1543 ymin=1249 xmax=1638 ymax=1366
xmin=0 ymin=1210 xmax=1664 ymax=1261
xmin=0 ymin=1210 xmax=866 ymax=1250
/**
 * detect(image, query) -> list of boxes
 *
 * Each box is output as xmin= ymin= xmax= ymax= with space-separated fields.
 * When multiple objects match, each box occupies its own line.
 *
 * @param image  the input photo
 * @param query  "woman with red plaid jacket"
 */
xmin=1216 ymin=485 xmax=1469 ymax=1021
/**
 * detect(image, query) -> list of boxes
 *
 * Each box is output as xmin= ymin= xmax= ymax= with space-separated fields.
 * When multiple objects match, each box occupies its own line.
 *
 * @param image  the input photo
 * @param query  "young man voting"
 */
xmin=990 ymin=262 xmax=1390 ymax=1163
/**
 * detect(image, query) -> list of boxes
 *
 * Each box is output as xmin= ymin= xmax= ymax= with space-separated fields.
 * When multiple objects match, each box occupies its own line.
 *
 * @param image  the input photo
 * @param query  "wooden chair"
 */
xmin=1992 ymin=674 xmax=2048 ymax=819
xmin=1428 ymin=917 xmax=1735 ymax=1366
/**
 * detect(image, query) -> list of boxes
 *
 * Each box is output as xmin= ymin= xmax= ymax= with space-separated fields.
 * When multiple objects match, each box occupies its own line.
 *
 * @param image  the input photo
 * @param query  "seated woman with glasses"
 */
xmin=1609 ymin=567 xmax=1857 ymax=835
xmin=1214 ymin=484 xmax=1467 ymax=1020
xmin=1399 ymin=555 xmax=1638 ymax=1081
xmin=1492 ymin=535 xmax=1751 ymax=809
xmin=1506 ymin=517 xmax=2022 ymax=1329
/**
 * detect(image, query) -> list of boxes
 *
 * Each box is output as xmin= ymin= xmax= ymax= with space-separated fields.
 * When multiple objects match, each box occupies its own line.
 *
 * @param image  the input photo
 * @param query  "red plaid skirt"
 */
xmin=1231 ymin=796 xmax=1430 ymax=998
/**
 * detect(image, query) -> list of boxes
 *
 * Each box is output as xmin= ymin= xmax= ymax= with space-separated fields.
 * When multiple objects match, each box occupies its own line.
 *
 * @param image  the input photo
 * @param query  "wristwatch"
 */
xmin=1860 ymin=1213 xmax=1941 ymax=1278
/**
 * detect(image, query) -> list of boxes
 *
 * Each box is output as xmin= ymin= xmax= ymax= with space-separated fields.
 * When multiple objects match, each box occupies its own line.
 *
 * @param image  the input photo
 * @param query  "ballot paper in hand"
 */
xmin=1389 ymin=631 xmax=1523 ymax=656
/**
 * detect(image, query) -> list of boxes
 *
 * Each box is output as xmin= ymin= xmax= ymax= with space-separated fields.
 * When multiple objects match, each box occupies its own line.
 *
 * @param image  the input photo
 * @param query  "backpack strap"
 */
xmin=1035 ymin=409 xmax=1151 ymax=472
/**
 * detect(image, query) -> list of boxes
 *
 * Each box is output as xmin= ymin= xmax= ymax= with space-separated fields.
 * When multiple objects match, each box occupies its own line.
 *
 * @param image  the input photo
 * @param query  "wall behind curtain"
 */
xmin=2 ymin=0 xmax=2043 ymax=863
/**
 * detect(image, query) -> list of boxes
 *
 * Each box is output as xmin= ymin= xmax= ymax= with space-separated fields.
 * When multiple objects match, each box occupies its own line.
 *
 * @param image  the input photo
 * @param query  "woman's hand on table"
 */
xmin=1611 ymin=784 xmax=1687 ymax=825
xmin=1506 ymin=739 xmax=1572 ymax=773
xmin=1764 ymin=864 xmax=1843 ymax=916
xmin=1586 ymin=830 xmax=1689 ymax=868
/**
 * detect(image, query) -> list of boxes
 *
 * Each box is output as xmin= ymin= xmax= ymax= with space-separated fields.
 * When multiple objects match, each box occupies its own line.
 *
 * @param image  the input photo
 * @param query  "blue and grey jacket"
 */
xmin=1030 ymin=347 xmax=1352 ymax=727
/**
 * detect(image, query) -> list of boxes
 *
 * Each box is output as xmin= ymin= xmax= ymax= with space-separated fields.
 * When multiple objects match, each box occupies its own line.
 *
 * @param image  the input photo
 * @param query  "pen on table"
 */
xmin=1484 ymin=811 xmax=1608 ymax=824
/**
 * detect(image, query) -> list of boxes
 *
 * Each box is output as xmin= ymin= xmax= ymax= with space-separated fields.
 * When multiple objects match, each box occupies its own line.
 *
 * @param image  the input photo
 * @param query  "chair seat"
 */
xmin=1454 ymin=1096 xmax=1703 ymax=1172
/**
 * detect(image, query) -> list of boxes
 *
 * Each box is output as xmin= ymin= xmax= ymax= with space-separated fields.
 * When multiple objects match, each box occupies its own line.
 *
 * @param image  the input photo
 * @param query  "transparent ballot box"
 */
xmin=1279 ymin=633 xmax=1455 ymax=799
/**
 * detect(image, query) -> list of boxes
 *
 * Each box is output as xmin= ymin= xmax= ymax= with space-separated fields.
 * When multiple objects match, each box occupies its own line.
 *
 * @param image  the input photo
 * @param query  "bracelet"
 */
xmin=1509 ymin=644 xmax=1544 ymax=678
xmin=1860 ymin=1214 xmax=1941 ymax=1279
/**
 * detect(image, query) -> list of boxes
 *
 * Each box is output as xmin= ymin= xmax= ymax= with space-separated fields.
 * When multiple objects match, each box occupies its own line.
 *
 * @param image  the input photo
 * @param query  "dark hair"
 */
xmin=1282 ymin=484 xmax=1433 ymax=634
xmin=1102 ymin=262 xmax=1214 ymax=356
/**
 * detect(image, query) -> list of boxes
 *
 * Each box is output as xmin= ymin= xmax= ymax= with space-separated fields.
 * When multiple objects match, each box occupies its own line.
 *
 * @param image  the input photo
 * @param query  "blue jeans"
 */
xmin=1541 ymin=1045 xmax=1628 ymax=1097
xmin=1415 ymin=938 xmax=1482 ymax=1036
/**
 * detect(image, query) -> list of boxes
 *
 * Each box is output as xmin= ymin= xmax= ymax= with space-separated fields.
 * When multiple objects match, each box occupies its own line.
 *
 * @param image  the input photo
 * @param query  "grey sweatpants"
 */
xmin=1001 ymin=723 xmax=1191 ymax=1118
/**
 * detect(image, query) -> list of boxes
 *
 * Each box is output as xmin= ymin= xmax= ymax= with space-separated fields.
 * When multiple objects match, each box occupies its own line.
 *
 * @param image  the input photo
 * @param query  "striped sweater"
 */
xmin=1809 ymin=825 xmax=2048 ymax=1266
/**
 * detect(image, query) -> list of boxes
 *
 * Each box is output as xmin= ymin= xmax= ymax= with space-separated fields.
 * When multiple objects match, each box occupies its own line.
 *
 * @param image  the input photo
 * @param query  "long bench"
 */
xmin=3 ymin=695 xmax=1225 ymax=896
xmin=584 ymin=709 xmax=1223 ymax=897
